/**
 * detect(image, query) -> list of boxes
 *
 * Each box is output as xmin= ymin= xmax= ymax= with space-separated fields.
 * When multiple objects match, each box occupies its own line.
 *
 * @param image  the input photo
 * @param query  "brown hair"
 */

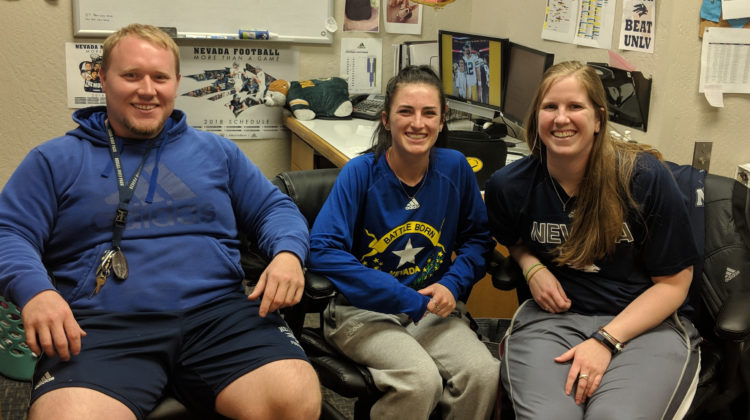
xmin=368 ymin=65 xmax=448 ymax=159
xmin=102 ymin=24 xmax=180 ymax=76
xmin=525 ymin=61 xmax=661 ymax=268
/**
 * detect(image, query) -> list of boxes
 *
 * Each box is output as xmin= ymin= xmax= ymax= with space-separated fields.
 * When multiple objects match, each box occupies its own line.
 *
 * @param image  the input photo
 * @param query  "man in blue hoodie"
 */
xmin=0 ymin=24 xmax=321 ymax=420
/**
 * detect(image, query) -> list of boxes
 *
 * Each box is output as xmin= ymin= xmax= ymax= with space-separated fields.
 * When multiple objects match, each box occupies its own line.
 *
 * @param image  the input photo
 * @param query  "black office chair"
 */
xmin=270 ymin=168 xmax=342 ymax=341
xmin=445 ymin=130 xmax=508 ymax=190
xmin=269 ymin=168 xmax=381 ymax=419
xmin=489 ymin=168 xmax=750 ymax=420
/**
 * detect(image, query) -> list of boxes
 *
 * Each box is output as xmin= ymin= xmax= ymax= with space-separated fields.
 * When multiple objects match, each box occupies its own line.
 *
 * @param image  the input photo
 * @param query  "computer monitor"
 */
xmin=501 ymin=42 xmax=554 ymax=126
xmin=438 ymin=30 xmax=508 ymax=120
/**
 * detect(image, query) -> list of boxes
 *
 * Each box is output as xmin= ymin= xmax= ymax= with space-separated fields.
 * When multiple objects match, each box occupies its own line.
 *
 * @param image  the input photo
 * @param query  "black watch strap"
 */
xmin=590 ymin=330 xmax=623 ymax=354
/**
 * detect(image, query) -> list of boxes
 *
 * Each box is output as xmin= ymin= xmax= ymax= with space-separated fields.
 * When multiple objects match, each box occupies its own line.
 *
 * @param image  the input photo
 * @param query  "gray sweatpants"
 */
xmin=501 ymin=300 xmax=701 ymax=420
xmin=323 ymin=298 xmax=500 ymax=420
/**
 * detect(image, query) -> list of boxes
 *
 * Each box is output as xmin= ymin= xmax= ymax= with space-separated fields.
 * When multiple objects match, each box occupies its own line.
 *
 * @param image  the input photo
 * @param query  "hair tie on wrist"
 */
xmin=524 ymin=262 xmax=546 ymax=283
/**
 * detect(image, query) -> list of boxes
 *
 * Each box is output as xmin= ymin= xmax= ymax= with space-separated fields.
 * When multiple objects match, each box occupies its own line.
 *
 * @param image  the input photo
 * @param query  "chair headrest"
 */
xmin=272 ymin=168 xmax=341 ymax=227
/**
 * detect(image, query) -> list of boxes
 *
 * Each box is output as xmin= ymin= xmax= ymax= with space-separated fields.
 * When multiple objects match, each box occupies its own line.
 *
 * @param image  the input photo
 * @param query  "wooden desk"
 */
xmin=284 ymin=116 xmax=520 ymax=319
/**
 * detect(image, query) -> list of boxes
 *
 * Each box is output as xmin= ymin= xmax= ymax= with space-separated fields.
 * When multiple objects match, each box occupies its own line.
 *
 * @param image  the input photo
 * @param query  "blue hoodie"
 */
xmin=0 ymin=107 xmax=309 ymax=311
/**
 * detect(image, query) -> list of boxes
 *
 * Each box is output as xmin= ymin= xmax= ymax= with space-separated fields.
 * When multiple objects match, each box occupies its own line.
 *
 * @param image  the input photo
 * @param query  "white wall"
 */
xmin=0 ymin=0 xmax=746 ymax=190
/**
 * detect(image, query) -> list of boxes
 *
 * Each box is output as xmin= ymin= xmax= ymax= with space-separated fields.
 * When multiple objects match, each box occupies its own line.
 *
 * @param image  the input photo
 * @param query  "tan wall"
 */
xmin=0 ymin=0 xmax=746 ymax=190
xmin=471 ymin=0 xmax=748 ymax=178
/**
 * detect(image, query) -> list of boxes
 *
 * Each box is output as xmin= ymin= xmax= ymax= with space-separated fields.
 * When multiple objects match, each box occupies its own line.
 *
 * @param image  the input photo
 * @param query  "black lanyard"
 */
xmin=105 ymin=120 xmax=156 ymax=250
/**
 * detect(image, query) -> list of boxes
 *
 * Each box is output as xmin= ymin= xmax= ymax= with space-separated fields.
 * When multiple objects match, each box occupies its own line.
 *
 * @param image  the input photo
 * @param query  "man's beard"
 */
xmin=123 ymin=118 xmax=165 ymax=139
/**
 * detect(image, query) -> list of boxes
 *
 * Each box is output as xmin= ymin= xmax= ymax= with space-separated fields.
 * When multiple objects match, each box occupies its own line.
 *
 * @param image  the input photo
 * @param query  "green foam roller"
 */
xmin=0 ymin=296 xmax=37 ymax=381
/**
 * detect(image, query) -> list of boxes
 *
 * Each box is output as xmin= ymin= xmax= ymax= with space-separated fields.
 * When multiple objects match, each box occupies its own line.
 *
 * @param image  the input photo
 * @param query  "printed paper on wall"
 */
xmin=618 ymin=0 xmax=656 ymax=53
xmin=176 ymin=45 xmax=299 ymax=139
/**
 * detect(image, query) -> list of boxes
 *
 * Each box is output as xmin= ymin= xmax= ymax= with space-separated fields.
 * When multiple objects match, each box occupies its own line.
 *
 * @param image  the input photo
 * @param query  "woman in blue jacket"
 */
xmin=309 ymin=65 xmax=499 ymax=420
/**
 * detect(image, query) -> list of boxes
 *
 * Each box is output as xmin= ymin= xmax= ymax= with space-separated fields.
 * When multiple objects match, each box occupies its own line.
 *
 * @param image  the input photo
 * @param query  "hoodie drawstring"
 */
xmin=145 ymin=138 xmax=168 ymax=204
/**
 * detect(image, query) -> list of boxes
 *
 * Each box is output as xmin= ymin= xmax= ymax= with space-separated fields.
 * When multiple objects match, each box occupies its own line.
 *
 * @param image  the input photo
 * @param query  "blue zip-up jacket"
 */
xmin=309 ymin=149 xmax=494 ymax=320
xmin=0 ymin=107 xmax=309 ymax=311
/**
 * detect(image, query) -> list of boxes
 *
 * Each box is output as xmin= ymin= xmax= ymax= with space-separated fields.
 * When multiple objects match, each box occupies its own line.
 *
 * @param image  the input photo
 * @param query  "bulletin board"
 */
xmin=72 ymin=0 xmax=334 ymax=44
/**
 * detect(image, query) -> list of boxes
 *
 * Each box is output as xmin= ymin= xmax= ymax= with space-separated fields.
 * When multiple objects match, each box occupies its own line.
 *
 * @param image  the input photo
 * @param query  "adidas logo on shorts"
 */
xmin=278 ymin=325 xmax=303 ymax=349
xmin=34 ymin=371 xmax=55 ymax=390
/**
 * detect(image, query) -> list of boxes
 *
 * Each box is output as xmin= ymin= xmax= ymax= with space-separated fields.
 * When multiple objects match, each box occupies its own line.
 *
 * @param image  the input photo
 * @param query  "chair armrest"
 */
xmin=304 ymin=270 xmax=337 ymax=301
xmin=301 ymin=328 xmax=381 ymax=399
xmin=715 ymin=291 xmax=750 ymax=342
xmin=311 ymin=355 xmax=382 ymax=399
xmin=283 ymin=270 xmax=337 ymax=337
xmin=488 ymin=249 xmax=524 ymax=291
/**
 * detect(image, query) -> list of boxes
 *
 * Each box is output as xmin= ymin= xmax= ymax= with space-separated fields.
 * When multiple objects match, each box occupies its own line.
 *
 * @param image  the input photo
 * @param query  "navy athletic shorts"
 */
xmin=29 ymin=292 xmax=308 ymax=420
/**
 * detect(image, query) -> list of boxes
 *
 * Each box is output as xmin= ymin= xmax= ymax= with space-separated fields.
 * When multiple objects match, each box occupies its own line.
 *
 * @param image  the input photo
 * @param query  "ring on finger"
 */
xmin=579 ymin=373 xmax=589 ymax=380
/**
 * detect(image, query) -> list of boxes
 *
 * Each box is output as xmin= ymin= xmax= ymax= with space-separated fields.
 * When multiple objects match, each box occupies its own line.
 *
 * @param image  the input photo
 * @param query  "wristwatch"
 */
xmin=589 ymin=327 xmax=624 ymax=354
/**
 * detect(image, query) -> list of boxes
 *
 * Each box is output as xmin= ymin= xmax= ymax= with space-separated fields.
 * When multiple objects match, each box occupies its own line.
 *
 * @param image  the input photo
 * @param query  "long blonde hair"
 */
xmin=525 ymin=61 xmax=661 ymax=268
